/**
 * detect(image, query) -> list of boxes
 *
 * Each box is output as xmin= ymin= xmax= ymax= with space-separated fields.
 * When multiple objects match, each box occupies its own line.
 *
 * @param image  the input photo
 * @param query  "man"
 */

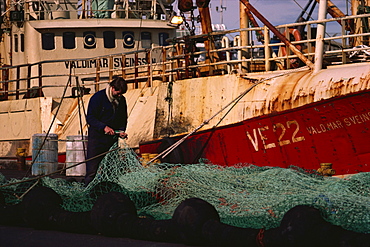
xmin=85 ymin=77 xmax=128 ymax=185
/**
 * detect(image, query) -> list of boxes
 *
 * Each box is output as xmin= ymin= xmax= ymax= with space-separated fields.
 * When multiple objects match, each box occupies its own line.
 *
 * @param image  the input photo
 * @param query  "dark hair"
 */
xmin=110 ymin=77 xmax=127 ymax=93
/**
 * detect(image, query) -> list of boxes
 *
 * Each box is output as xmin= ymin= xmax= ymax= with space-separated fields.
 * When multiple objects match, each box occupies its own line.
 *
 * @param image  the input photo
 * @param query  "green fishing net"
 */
xmin=1 ymin=142 xmax=370 ymax=233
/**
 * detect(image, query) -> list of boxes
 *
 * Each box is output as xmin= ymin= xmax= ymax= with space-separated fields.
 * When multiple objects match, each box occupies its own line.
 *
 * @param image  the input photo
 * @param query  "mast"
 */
xmin=314 ymin=0 xmax=327 ymax=73
xmin=239 ymin=1 xmax=249 ymax=72
xmin=197 ymin=0 xmax=219 ymax=74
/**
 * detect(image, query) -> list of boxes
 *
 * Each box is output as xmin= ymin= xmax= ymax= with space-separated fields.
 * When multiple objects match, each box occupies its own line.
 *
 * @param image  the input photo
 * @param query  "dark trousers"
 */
xmin=85 ymin=132 xmax=116 ymax=185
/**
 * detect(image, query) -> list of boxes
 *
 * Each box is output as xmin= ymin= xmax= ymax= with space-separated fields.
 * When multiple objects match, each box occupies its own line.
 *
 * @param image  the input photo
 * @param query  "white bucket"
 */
xmin=66 ymin=135 xmax=87 ymax=176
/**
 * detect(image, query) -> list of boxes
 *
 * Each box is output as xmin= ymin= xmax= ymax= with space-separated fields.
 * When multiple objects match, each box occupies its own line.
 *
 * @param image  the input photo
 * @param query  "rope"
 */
xmin=147 ymin=66 xmax=310 ymax=164
xmin=256 ymin=228 xmax=265 ymax=247
xmin=74 ymin=75 xmax=88 ymax=162
xmin=25 ymin=66 xmax=74 ymax=177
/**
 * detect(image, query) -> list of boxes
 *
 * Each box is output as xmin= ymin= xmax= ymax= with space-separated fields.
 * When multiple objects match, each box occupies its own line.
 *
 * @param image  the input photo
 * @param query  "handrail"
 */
xmin=21 ymin=0 xmax=171 ymax=21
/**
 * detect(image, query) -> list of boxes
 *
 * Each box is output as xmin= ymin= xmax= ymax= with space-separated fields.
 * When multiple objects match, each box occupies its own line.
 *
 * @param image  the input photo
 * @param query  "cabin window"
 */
xmin=84 ymin=31 xmax=96 ymax=49
xmin=42 ymin=33 xmax=55 ymax=50
xmin=122 ymin=31 xmax=135 ymax=49
xmin=20 ymin=34 xmax=25 ymax=52
xmin=103 ymin=31 xmax=115 ymax=48
xmin=141 ymin=32 xmax=151 ymax=49
xmin=159 ymin=32 xmax=169 ymax=46
xmin=14 ymin=34 xmax=18 ymax=52
xmin=63 ymin=32 xmax=76 ymax=49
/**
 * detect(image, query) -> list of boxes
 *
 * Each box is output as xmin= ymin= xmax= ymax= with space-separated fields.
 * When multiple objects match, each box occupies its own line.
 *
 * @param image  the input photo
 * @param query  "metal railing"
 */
xmin=1 ymin=13 xmax=370 ymax=100
xmin=21 ymin=0 xmax=170 ymax=21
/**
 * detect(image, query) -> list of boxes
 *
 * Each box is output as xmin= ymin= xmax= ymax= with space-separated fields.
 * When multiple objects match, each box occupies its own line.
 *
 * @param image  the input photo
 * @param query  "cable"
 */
xmin=75 ymin=76 xmax=88 ymax=162
xmin=147 ymin=66 xmax=310 ymax=165
xmin=25 ymin=66 xmax=73 ymax=177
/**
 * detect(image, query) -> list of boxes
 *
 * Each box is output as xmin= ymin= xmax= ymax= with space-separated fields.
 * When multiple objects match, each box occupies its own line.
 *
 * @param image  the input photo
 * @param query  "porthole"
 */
xmin=84 ymin=32 xmax=96 ymax=49
xmin=122 ymin=31 xmax=135 ymax=48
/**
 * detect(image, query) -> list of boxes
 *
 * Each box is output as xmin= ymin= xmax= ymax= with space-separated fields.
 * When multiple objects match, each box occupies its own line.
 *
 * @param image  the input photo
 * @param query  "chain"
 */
xmin=190 ymin=10 xmax=196 ymax=36
xmin=180 ymin=10 xmax=196 ymax=36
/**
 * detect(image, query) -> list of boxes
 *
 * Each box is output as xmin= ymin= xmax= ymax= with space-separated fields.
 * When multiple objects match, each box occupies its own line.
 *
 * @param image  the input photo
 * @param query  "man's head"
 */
xmin=110 ymin=77 xmax=127 ymax=96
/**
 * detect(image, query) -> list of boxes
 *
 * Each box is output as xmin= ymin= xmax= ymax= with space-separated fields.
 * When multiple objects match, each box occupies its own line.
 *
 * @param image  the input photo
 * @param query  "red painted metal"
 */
xmin=140 ymin=90 xmax=370 ymax=175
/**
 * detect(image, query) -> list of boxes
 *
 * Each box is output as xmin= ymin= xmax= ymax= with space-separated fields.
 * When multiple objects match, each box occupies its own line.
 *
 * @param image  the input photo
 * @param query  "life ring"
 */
xmin=280 ymin=28 xmax=302 ymax=68
xmin=280 ymin=28 xmax=302 ymax=56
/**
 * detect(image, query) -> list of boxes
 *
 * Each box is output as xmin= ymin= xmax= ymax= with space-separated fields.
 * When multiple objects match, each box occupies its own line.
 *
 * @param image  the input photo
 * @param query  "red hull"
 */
xmin=140 ymin=91 xmax=370 ymax=175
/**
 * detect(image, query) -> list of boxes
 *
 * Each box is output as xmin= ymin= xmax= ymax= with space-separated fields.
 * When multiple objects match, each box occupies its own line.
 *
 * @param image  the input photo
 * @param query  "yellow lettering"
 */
xmin=336 ymin=120 xmax=343 ymax=128
xmin=246 ymin=129 xmax=259 ymax=152
xmin=273 ymin=123 xmax=291 ymax=146
xmin=258 ymin=126 xmax=276 ymax=149
xmin=319 ymin=124 xmax=327 ymax=132
xmin=287 ymin=120 xmax=305 ymax=142
xmin=355 ymin=115 xmax=362 ymax=124
xmin=362 ymin=113 xmax=370 ymax=122
xmin=326 ymin=122 xmax=333 ymax=130
xmin=344 ymin=118 xmax=351 ymax=126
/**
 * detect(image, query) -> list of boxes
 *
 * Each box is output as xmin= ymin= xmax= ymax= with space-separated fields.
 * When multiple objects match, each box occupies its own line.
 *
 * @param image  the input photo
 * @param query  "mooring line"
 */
xmin=146 ymin=66 xmax=310 ymax=165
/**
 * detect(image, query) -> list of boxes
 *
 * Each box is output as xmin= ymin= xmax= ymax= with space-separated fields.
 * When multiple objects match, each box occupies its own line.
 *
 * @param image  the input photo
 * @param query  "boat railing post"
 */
xmin=234 ymin=36 xmax=242 ymax=71
xmin=264 ymin=25 xmax=271 ymax=71
xmin=26 ymin=64 xmax=31 ymax=98
xmin=341 ymin=18 xmax=348 ymax=65
xmin=221 ymin=36 xmax=231 ymax=74
xmin=121 ymin=54 xmax=126 ymax=79
xmin=16 ymin=66 xmax=20 ymax=100
xmin=284 ymin=26 xmax=291 ymax=69
xmin=175 ymin=43 xmax=181 ymax=80
xmin=109 ymin=56 xmax=113 ymax=81
xmin=184 ymin=44 xmax=190 ymax=79
xmin=306 ymin=24 xmax=313 ymax=61
xmin=147 ymin=49 xmax=152 ymax=87
xmin=162 ymin=47 xmax=167 ymax=82
xmin=313 ymin=0 xmax=327 ymax=73
xmin=1 ymin=66 xmax=9 ymax=100
xmin=134 ymin=52 xmax=138 ymax=88
xmin=38 ymin=63 xmax=42 ymax=97
xmin=240 ymin=1 xmax=249 ymax=73
xmin=124 ymin=0 xmax=129 ymax=19
xmin=169 ymin=48 xmax=174 ymax=82
xmin=95 ymin=58 xmax=100 ymax=92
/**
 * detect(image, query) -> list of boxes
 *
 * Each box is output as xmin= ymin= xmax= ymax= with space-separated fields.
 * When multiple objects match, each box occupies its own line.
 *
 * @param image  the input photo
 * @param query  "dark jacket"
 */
xmin=86 ymin=89 xmax=128 ymax=142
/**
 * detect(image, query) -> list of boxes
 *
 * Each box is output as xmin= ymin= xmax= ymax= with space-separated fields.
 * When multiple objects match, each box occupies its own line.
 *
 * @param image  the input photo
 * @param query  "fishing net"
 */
xmin=1 ymin=142 xmax=370 ymax=234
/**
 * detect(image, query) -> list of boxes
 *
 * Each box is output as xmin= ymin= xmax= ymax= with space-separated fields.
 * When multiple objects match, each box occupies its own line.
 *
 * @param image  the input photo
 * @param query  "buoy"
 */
xmin=22 ymin=186 xmax=62 ymax=229
xmin=279 ymin=205 xmax=370 ymax=246
xmin=0 ymin=203 xmax=23 ymax=226
xmin=90 ymin=191 xmax=137 ymax=236
xmin=172 ymin=197 xmax=220 ymax=245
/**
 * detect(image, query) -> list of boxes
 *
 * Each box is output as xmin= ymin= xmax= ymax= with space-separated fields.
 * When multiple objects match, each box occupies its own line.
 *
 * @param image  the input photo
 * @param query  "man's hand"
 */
xmin=104 ymin=126 xmax=115 ymax=135
xmin=119 ymin=132 xmax=128 ymax=139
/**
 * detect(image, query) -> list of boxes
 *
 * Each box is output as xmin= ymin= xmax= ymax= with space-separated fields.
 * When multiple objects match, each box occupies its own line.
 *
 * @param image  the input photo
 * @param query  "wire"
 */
xmin=24 ymin=66 xmax=73 ymax=177
xmin=146 ymin=66 xmax=310 ymax=165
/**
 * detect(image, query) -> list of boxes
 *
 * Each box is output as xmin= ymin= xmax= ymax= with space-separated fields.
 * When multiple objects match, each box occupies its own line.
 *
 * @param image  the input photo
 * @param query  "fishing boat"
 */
xmin=0 ymin=0 xmax=370 ymax=176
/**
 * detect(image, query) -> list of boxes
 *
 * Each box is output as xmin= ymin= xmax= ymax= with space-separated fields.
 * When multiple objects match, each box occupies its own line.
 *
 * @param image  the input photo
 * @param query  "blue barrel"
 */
xmin=66 ymin=135 xmax=88 ymax=176
xmin=32 ymin=133 xmax=58 ymax=176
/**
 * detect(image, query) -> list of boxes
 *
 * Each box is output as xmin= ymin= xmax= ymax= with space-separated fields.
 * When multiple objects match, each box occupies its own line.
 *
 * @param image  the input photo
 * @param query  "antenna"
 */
xmin=215 ymin=0 xmax=226 ymax=25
